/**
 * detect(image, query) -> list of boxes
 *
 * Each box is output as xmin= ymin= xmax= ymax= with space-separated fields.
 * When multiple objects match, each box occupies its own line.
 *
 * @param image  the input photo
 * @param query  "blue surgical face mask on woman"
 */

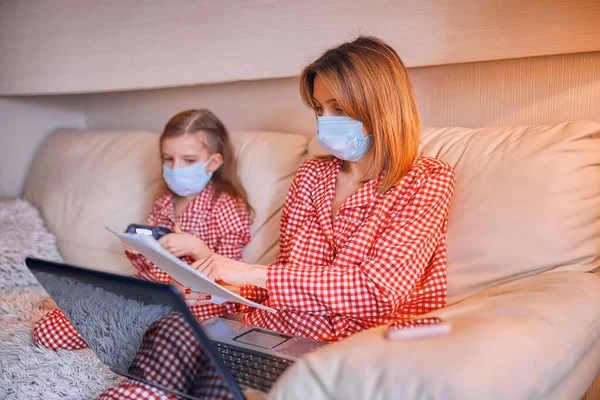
xmin=162 ymin=159 xmax=214 ymax=197
xmin=317 ymin=116 xmax=373 ymax=162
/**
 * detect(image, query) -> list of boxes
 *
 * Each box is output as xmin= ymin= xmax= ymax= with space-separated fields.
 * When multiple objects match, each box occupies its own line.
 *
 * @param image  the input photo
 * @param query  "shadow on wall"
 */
xmin=0 ymin=96 xmax=84 ymax=197
xmin=77 ymin=77 xmax=317 ymax=137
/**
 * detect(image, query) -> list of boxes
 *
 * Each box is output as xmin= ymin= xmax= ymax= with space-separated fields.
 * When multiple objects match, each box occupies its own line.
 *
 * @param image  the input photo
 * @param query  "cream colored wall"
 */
xmin=80 ymin=78 xmax=316 ymax=136
xmin=2 ymin=0 xmax=599 ymax=197
xmin=1 ymin=0 xmax=599 ymax=95
xmin=2 ymin=51 xmax=599 ymax=197
xmin=411 ymin=52 xmax=600 ymax=127
xmin=0 ymin=98 xmax=84 ymax=197
xmin=81 ymin=52 xmax=600 ymax=135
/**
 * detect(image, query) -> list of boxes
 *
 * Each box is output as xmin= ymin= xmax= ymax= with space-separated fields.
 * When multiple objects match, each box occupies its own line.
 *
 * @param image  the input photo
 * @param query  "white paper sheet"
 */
xmin=106 ymin=227 xmax=275 ymax=313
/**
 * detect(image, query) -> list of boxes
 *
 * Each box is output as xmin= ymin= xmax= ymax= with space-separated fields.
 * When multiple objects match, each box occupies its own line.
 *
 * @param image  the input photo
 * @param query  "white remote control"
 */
xmin=386 ymin=322 xmax=451 ymax=341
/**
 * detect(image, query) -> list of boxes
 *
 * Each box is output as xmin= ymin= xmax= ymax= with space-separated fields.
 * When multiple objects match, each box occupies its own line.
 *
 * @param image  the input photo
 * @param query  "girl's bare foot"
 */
xmin=40 ymin=296 xmax=58 ymax=310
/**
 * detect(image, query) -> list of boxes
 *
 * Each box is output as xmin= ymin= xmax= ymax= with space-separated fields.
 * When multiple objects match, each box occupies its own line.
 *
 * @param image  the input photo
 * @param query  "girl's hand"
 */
xmin=121 ymin=240 xmax=140 ymax=255
xmin=122 ymin=220 xmax=156 ymax=255
xmin=191 ymin=253 xmax=267 ymax=289
xmin=158 ymin=223 xmax=211 ymax=259
xmin=40 ymin=296 xmax=58 ymax=310
xmin=171 ymin=280 xmax=213 ymax=307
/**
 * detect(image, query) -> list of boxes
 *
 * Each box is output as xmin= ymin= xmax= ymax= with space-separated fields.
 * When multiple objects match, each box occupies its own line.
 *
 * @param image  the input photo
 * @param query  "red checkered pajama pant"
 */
xmin=96 ymin=312 xmax=234 ymax=400
xmin=32 ymin=303 xmax=229 ymax=351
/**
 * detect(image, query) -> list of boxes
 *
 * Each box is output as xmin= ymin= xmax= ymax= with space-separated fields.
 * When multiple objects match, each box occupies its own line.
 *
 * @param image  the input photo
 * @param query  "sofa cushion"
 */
xmin=309 ymin=121 xmax=600 ymax=302
xmin=230 ymin=131 xmax=308 ymax=265
xmin=270 ymin=271 xmax=600 ymax=400
xmin=23 ymin=130 xmax=161 ymax=274
xmin=23 ymin=129 xmax=307 ymax=274
xmin=307 ymin=133 xmax=327 ymax=159
xmin=420 ymin=122 xmax=600 ymax=302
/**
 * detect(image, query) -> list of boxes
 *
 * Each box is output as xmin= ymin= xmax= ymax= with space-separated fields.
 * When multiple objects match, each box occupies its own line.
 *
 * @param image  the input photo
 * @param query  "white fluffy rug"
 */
xmin=0 ymin=199 xmax=121 ymax=399
xmin=0 ymin=198 xmax=62 ymax=289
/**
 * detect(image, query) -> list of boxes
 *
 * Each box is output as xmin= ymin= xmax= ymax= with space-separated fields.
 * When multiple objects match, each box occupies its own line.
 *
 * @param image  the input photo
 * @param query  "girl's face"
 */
xmin=312 ymin=75 xmax=369 ymax=137
xmin=161 ymin=134 xmax=223 ymax=172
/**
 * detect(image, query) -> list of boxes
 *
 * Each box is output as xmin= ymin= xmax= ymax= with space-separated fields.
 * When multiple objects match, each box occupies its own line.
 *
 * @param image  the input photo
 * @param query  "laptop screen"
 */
xmin=27 ymin=258 xmax=245 ymax=400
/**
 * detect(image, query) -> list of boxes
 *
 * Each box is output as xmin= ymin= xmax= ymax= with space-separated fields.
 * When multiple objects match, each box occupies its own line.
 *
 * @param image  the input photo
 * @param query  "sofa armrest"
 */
xmin=270 ymin=272 xmax=600 ymax=400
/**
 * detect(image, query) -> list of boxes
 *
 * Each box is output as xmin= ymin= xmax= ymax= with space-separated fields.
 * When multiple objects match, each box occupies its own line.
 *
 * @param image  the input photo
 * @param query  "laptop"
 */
xmin=25 ymin=257 xmax=327 ymax=400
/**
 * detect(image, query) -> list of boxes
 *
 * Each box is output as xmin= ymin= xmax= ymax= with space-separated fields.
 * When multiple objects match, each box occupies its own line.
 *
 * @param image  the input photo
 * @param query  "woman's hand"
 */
xmin=191 ymin=253 xmax=267 ymax=289
xmin=158 ymin=223 xmax=211 ymax=259
xmin=171 ymin=280 xmax=213 ymax=307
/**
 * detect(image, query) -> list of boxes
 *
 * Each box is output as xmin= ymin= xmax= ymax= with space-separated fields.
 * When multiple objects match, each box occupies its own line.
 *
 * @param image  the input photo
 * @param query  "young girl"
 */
xmin=33 ymin=109 xmax=252 ymax=351
xmin=97 ymin=36 xmax=456 ymax=399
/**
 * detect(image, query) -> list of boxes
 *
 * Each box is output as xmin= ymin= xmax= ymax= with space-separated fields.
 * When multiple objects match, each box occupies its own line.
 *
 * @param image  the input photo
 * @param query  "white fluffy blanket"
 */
xmin=0 ymin=199 xmax=121 ymax=399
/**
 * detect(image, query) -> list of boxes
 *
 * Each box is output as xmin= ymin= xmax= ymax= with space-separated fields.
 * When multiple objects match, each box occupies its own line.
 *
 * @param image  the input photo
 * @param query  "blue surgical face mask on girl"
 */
xmin=317 ymin=116 xmax=373 ymax=162
xmin=162 ymin=159 xmax=214 ymax=197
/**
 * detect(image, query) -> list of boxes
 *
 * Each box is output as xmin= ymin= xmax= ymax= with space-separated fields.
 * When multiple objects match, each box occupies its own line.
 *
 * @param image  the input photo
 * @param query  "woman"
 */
xmin=98 ymin=35 xmax=456 ymax=399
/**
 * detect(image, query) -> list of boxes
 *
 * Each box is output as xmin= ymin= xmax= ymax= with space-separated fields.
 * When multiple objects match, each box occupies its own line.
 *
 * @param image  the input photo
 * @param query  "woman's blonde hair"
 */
xmin=160 ymin=109 xmax=252 ymax=214
xmin=299 ymin=36 xmax=420 ymax=193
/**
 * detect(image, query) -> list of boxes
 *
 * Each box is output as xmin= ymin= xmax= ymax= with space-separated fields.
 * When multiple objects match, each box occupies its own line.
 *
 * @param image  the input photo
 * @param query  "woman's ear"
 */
xmin=206 ymin=153 xmax=223 ymax=173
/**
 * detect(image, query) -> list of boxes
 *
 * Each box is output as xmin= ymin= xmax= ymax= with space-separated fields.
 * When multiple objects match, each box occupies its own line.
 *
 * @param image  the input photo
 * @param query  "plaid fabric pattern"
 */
xmin=243 ymin=156 xmax=455 ymax=341
xmin=95 ymin=156 xmax=456 ymax=399
xmin=388 ymin=317 xmax=443 ymax=331
xmin=96 ymin=313 xmax=233 ymax=400
xmin=32 ymin=309 xmax=88 ymax=350
xmin=130 ymin=182 xmax=251 ymax=282
xmin=95 ymin=381 xmax=179 ymax=400
xmin=32 ymin=183 xmax=251 ymax=351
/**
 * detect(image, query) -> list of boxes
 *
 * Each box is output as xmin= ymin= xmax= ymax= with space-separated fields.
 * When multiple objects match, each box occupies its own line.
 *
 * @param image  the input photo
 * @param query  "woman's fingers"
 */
xmin=184 ymin=299 xmax=213 ymax=307
xmin=191 ymin=256 xmax=218 ymax=281
xmin=205 ymin=267 xmax=221 ymax=282
xmin=199 ymin=264 xmax=216 ymax=281
xmin=192 ymin=255 xmax=212 ymax=272
xmin=183 ymin=289 xmax=212 ymax=306
xmin=184 ymin=291 xmax=211 ymax=301
xmin=171 ymin=281 xmax=211 ymax=301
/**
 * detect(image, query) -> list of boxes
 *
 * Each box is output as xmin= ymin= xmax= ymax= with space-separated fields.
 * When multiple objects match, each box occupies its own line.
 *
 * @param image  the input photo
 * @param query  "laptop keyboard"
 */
xmin=212 ymin=342 xmax=293 ymax=392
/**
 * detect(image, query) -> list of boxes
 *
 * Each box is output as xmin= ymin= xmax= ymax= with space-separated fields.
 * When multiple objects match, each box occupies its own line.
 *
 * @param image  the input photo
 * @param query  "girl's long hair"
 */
xmin=160 ymin=109 xmax=252 ymax=214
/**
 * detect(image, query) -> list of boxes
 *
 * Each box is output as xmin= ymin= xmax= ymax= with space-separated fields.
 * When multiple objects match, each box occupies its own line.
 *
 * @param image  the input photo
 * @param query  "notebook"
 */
xmin=105 ymin=227 xmax=274 ymax=312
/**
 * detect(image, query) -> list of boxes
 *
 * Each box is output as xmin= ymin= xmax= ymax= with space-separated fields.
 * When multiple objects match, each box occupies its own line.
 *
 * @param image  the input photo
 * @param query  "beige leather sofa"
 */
xmin=22 ymin=122 xmax=600 ymax=399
